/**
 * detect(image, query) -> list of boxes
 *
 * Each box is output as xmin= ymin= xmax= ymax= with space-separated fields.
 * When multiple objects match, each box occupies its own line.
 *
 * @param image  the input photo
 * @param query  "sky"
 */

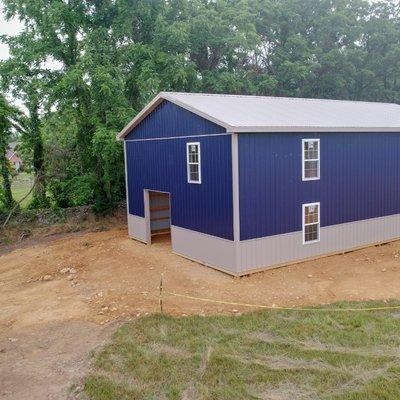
xmin=0 ymin=1 xmax=23 ymax=61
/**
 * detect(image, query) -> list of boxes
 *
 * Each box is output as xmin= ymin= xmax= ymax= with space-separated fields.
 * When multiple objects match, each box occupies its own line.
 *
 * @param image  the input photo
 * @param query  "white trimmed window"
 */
xmin=303 ymin=202 xmax=320 ymax=244
xmin=302 ymin=139 xmax=320 ymax=180
xmin=187 ymin=142 xmax=201 ymax=184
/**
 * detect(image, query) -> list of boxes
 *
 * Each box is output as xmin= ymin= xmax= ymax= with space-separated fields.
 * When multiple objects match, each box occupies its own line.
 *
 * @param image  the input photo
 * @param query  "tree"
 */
xmin=0 ymin=33 xmax=51 ymax=208
xmin=0 ymin=93 xmax=21 ymax=209
xmin=1 ymin=0 xmax=399 ymax=215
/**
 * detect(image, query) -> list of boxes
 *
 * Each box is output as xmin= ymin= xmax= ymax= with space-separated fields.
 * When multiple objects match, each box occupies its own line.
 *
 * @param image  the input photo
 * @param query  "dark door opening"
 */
xmin=149 ymin=191 xmax=171 ymax=241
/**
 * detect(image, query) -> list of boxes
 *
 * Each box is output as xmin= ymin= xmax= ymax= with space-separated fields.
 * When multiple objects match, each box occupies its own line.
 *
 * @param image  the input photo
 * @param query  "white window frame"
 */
xmin=302 ymin=138 xmax=320 ymax=181
xmin=186 ymin=142 xmax=201 ymax=184
xmin=302 ymin=202 xmax=320 ymax=245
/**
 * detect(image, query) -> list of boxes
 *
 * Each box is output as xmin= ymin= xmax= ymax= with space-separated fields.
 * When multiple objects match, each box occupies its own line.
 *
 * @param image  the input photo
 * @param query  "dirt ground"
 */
xmin=1 ymin=226 xmax=400 ymax=399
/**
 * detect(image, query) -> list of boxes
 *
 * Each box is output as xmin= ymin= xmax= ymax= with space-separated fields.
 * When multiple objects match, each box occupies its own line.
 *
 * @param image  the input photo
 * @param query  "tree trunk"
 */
xmin=28 ymin=99 xmax=48 ymax=208
xmin=0 ymin=145 xmax=14 ymax=209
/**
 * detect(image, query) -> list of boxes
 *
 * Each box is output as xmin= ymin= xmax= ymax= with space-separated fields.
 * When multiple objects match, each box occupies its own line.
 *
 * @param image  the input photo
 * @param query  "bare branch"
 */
xmin=1 ymin=170 xmax=40 ymax=229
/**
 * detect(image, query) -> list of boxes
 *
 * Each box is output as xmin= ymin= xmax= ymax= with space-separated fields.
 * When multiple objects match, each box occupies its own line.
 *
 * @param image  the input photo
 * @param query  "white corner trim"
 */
xmin=143 ymin=190 xmax=151 ymax=244
xmin=231 ymin=133 xmax=241 ymax=273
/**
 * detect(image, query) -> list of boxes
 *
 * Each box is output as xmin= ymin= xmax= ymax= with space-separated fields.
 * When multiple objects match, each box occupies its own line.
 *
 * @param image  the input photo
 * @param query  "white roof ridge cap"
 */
xmin=160 ymin=92 xmax=400 ymax=106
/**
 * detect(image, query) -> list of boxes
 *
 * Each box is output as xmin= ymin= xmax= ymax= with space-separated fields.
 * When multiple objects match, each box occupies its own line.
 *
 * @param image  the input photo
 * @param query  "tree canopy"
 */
xmin=0 ymin=0 xmax=399 ymax=212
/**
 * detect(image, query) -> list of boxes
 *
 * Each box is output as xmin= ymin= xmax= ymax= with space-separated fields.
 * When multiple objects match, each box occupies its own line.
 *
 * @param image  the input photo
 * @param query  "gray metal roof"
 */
xmin=118 ymin=92 xmax=400 ymax=139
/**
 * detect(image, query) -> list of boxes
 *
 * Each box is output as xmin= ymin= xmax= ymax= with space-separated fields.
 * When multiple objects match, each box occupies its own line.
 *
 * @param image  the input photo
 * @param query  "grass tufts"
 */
xmin=84 ymin=302 xmax=400 ymax=399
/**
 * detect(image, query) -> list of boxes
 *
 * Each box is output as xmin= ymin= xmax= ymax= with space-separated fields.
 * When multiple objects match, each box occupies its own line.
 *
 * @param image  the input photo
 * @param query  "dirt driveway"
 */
xmin=1 ymin=227 xmax=400 ymax=399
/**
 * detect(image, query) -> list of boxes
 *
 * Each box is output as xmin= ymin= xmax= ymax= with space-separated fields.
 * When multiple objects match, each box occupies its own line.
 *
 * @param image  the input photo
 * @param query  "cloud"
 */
xmin=0 ymin=1 xmax=23 ymax=61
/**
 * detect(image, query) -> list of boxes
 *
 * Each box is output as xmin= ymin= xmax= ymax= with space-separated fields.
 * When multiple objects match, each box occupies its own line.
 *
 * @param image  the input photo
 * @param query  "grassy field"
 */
xmin=11 ymin=172 xmax=33 ymax=207
xmin=83 ymin=301 xmax=400 ymax=400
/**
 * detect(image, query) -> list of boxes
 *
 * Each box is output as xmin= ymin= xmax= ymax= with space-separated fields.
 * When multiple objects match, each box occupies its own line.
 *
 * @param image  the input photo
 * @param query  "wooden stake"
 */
xmin=159 ymin=274 xmax=163 ymax=314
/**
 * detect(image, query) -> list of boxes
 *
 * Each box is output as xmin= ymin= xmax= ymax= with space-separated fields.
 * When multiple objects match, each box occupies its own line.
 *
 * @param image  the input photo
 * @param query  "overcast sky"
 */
xmin=0 ymin=1 xmax=23 ymax=61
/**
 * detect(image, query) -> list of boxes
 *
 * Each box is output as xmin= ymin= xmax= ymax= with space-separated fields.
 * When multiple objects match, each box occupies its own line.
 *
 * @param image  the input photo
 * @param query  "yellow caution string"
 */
xmin=166 ymin=291 xmax=400 ymax=312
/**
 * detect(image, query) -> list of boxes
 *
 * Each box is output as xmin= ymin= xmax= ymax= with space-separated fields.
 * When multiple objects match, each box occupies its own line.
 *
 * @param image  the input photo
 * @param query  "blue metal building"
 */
xmin=119 ymin=92 xmax=400 ymax=275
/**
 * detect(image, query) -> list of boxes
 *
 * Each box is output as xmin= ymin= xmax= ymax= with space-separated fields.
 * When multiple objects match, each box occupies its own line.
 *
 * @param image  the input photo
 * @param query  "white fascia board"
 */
xmin=161 ymin=93 xmax=233 ymax=131
xmin=116 ymin=93 xmax=232 ymax=140
xmin=233 ymin=126 xmax=400 ymax=133
xmin=116 ymin=94 xmax=165 ymax=140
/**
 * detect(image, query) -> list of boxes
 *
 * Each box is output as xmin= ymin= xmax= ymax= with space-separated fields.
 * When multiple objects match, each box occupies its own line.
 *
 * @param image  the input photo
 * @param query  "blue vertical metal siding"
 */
xmin=126 ymin=134 xmax=233 ymax=240
xmin=238 ymin=132 xmax=400 ymax=241
xmin=124 ymin=100 xmax=226 ymax=140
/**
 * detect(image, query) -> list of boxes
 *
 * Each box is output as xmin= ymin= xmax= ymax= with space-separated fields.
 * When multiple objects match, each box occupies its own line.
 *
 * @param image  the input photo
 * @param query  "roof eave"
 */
xmin=233 ymin=126 xmax=400 ymax=133
xmin=117 ymin=94 xmax=165 ymax=140
xmin=161 ymin=93 xmax=232 ymax=132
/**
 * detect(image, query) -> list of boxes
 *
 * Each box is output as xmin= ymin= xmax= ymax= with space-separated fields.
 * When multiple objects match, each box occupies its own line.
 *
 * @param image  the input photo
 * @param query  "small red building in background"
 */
xmin=6 ymin=149 xmax=22 ymax=171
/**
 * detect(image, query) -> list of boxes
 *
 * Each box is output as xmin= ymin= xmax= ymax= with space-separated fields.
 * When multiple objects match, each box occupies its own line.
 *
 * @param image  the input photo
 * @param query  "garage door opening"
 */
xmin=148 ymin=191 xmax=171 ymax=243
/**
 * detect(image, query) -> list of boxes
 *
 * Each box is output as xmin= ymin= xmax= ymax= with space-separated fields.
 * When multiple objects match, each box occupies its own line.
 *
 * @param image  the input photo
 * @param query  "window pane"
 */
xmin=189 ymin=153 xmax=198 ymax=163
xmin=305 ymin=204 xmax=319 ymax=224
xmin=304 ymin=140 xmax=318 ymax=151
xmin=305 ymin=149 xmax=318 ymax=160
xmin=188 ymin=144 xmax=199 ymax=163
xmin=188 ymin=145 xmax=198 ymax=155
xmin=304 ymin=141 xmax=319 ymax=160
xmin=189 ymin=144 xmax=198 ymax=154
xmin=189 ymin=164 xmax=199 ymax=182
xmin=304 ymin=160 xmax=319 ymax=178
xmin=305 ymin=223 xmax=319 ymax=242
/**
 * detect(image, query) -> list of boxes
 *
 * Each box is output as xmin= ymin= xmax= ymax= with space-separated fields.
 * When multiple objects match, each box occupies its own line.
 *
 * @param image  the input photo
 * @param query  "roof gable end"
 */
xmin=118 ymin=93 xmax=230 ymax=140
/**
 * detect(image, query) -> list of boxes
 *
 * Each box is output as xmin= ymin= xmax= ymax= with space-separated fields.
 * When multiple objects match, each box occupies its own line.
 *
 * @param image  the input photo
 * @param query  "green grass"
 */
xmin=83 ymin=301 xmax=400 ymax=400
xmin=11 ymin=172 xmax=33 ymax=208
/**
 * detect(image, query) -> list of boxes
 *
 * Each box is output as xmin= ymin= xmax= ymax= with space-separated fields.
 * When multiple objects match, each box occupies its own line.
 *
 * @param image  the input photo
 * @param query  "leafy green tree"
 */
xmin=1 ymin=0 xmax=399 ymax=216
xmin=0 ymin=93 xmax=20 ymax=209
xmin=0 ymin=41 xmax=51 ymax=208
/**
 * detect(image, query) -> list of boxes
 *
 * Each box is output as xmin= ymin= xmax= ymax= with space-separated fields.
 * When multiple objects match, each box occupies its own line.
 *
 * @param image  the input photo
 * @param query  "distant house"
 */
xmin=118 ymin=92 xmax=400 ymax=275
xmin=6 ymin=149 xmax=22 ymax=171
